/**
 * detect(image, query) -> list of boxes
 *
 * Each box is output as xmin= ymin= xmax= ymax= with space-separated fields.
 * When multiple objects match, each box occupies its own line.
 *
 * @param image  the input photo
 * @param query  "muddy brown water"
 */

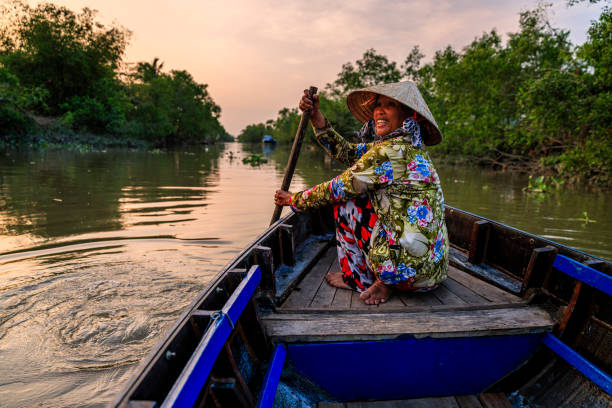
xmin=0 ymin=142 xmax=609 ymax=407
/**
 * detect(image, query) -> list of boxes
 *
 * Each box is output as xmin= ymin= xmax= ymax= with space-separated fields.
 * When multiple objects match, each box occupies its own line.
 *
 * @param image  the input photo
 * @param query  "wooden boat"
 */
xmin=112 ymin=205 xmax=611 ymax=408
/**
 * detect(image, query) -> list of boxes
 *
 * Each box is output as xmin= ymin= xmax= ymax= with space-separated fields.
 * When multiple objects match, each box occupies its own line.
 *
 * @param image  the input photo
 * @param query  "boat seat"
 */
xmin=263 ymin=246 xmax=554 ymax=342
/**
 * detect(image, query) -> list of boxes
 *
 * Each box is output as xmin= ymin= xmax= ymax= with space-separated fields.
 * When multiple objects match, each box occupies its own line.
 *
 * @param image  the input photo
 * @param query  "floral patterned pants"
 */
xmin=334 ymin=196 xmax=439 ymax=293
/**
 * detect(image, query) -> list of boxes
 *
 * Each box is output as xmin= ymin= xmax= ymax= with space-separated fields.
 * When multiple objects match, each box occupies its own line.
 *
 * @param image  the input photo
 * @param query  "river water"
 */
xmin=0 ymin=142 xmax=610 ymax=407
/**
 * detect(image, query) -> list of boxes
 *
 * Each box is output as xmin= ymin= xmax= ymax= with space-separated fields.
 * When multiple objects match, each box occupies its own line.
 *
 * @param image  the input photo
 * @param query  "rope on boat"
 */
xmin=210 ymin=310 xmax=235 ymax=330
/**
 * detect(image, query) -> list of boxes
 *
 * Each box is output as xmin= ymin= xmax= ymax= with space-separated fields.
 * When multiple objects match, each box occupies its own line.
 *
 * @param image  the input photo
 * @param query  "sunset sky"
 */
xmin=25 ymin=1 xmax=608 ymax=135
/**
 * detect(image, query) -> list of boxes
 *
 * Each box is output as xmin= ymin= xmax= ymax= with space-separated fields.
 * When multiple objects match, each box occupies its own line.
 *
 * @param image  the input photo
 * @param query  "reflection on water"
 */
xmin=0 ymin=142 xmax=610 ymax=407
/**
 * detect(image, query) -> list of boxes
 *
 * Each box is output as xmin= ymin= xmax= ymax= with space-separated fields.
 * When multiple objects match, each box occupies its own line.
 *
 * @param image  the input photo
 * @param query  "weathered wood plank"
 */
xmin=344 ymin=397 xmax=459 ymax=407
xmin=399 ymin=291 xmax=443 ymax=307
xmin=521 ymin=246 xmax=557 ymax=295
xmin=321 ymin=396 xmax=483 ymax=408
xmin=282 ymin=247 xmax=337 ymax=309
xmin=331 ymin=286 xmax=353 ymax=309
xmin=455 ymin=394 xmax=484 ymax=408
xmin=351 ymin=291 xmax=376 ymax=310
xmin=262 ymin=307 xmax=554 ymax=342
xmin=448 ymin=267 xmax=521 ymax=304
xmin=377 ymin=293 xmax=407 ymax=310
xmin=431 ymin=284 xmax=468 ymax=306
xmin=449 ymin=247 xmax=523 ymax=295
xmin=469 ymin=220 xmax=490 ymax=265
xmin=309 ymin=256 xmax=337 ymax=308
xmin=279 ymin=223 xmax=295 ymax=266
xmin=441 ymin=278 xmax=490 ymax=305
xmin=478 ymin=393 xmax=511 ymax=408
xmin=279 ymin=301 xmax=532 ymax=315
xmin=533 ymin=369 xmax=586 ymax=408
xmin=318 ymin=403 xmax=346 ymax=408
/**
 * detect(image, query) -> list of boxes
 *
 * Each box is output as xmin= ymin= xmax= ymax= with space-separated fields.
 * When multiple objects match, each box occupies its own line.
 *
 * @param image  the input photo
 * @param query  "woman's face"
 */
xmin=372 ymin=95 xmax=407 ymax=137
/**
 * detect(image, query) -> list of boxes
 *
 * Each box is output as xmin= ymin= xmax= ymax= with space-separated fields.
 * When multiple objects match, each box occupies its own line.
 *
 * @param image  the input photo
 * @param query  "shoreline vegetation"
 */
xmin=238 ymin=5 xmax=611 ymax=187
xmin=0 ymin=1 xmax=232 ymax=151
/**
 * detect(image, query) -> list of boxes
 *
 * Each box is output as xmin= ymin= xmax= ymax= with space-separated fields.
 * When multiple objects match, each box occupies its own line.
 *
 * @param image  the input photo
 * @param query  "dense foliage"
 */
xmin=243 ymin=6 xmax=611 ymax=185
xmin=0 ymin=1 xmax=230 ymax=147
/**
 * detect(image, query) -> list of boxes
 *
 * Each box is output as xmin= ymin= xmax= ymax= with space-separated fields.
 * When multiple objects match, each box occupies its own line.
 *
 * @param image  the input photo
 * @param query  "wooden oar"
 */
xmin=270 ymin=86 xmax=318 ymax=225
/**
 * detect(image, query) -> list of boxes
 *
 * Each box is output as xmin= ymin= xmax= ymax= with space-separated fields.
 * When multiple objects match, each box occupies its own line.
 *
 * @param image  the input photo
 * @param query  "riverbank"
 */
xmin=428 ymin=150 xmax=610 ymax=190
xmin=0 ymin=129 xmax=234 ymax=152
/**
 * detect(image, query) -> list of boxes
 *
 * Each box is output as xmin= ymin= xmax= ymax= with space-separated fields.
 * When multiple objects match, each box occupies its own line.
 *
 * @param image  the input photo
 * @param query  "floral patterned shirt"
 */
xmin=291 ymin=125 xmax=449 ymax=288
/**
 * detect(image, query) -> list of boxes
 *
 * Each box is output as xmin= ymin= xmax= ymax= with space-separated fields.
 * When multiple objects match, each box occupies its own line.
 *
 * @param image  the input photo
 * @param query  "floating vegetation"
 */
xmin=579 ymin=211 xmax=596 ymax=224
xmin=522 ymin=175 xmax=563 ymax=194
xmin=242 ymin=154 xmax=267 ymax=166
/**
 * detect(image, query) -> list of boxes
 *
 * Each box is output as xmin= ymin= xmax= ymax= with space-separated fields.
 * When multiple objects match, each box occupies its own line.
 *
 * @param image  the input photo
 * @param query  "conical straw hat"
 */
xmin=346 ymin=80 xmax=442 ymax=146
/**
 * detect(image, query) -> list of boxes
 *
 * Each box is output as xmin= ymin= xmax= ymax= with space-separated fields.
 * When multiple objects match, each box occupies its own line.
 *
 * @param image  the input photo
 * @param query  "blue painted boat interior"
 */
xmin=284 ymin=335 xmax=544 ymax=401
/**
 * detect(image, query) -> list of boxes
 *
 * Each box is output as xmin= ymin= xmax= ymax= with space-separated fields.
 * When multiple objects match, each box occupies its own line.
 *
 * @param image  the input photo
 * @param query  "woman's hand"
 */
xmin=274 ymin=190 xmax=293 ymax=206
xmin=299 ymin=90 xmax=326 ymax=129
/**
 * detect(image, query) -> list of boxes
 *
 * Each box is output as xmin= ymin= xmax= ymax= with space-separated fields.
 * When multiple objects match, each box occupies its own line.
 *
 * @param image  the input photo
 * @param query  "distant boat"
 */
xmin=263 ymin=134 xmax=276 ymax=144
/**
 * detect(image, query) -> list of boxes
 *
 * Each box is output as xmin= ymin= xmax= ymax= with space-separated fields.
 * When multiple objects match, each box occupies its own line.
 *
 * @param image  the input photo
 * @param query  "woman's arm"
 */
xmin=289 ymin=142 xmax=393 ymax=211
xmin=313 ymin=125 xmax=373 ymax=167
xmin=299 ymin=90 xmax=373 ymax=167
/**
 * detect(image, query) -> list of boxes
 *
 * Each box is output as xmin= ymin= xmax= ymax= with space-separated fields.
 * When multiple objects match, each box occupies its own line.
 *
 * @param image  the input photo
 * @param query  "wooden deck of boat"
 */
xmin=318 ymin=392 xmax=511 ymax=407
xmin=262 ymin=246 xmax=555 ymax=342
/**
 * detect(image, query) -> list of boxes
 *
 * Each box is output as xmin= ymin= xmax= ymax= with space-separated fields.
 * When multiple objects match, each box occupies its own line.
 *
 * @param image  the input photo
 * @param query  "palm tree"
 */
xmin=136 ymin=57 xmax=164 ymax=82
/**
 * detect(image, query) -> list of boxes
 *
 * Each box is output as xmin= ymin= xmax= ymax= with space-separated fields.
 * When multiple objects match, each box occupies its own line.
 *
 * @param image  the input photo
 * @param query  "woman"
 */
xmin=274 ymin=81 xmax=448 ymax=305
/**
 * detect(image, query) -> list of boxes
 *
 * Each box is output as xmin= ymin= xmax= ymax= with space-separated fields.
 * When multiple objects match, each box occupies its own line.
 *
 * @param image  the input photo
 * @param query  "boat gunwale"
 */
xmin=446 ymin=205 xmax=610 ymax=265
xmin=111 ymin=212 xmax=297 ymax=406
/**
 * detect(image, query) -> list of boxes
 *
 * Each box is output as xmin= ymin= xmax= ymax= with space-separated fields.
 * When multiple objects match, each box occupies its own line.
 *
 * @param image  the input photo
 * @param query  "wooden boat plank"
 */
xmin=431 ymin=284 xmax=469 ymax=306
xmin=377 ymin=294 xmax=406 ymax=309
xmin=478 ymin=393 xmax=511 ymax=408
xmin=282 ymin=247 xmax=337 ymax=309
xmin=448 ymin=267 xmax=521 ymax=304
xmin=278 ymin=302 xmax=533 ymax=315
xmin=398 ymin=291 xmax=443 ymax=307
xmin=322 ymin=395 xmax=484 ymax=408
xmin=331 ymin=285 xmax=352 ymax=309
xmin=339 ymin=396 xmax=459 ymax=407
xmin=310 ymin=278 xmax=337 ymax=308
xmin=533 ymin=369 xmax=587 ymax=408
xmin=309 ymin=252 xmax=338 ymax=308
xmin=262 ymin=307 xmax=554 ymax=342
xmin=350 ymin=291 xmax=374 ymax=310
xmin=449 ymin=247 xmax=522 ymax=294
xmin=441 ymin=278 xmax=490 ymax=305
xmin=455 ymin=394 xmax=484 ymax=408
xmin=281 ymin=247 xmax=522 ymax=311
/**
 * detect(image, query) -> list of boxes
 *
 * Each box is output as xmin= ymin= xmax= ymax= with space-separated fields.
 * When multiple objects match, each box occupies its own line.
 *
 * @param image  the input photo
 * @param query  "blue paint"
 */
xmin=263 ymin=134 xmax=277 ymax=144
xmin=553 ymin=255 xmax=612 ymax=296
xmin=162 ymin=266 xmax=261 ymax=408
xmin=542 ymin=333 xmax=612 ymax=395
xmin=286 ymin=335 xmax=543 ymax=400
xmin=257 ymin=344 xmax=287 ymax=408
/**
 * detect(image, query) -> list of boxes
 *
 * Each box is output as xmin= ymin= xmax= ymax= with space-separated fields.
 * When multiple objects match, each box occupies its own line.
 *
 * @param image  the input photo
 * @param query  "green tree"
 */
xmin=0 ymin=1 xmax=130 ymax=112
xmin=237 ymin=122 xmax=272 ymax=143
xmin=125 ymin=68 xmax=228 ymax=146
xmin=326 ymin=48 xmax=402 ymax=96
xmin=135 ymin=57 xmax=165 ymax=82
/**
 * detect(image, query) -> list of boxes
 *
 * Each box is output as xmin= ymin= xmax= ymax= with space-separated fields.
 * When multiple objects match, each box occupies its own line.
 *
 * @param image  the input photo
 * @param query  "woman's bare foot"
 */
xmin=360 ymin=280 xmax=393 ymax=305
xmin=325 ymin=272 xmax=351 ymax=290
